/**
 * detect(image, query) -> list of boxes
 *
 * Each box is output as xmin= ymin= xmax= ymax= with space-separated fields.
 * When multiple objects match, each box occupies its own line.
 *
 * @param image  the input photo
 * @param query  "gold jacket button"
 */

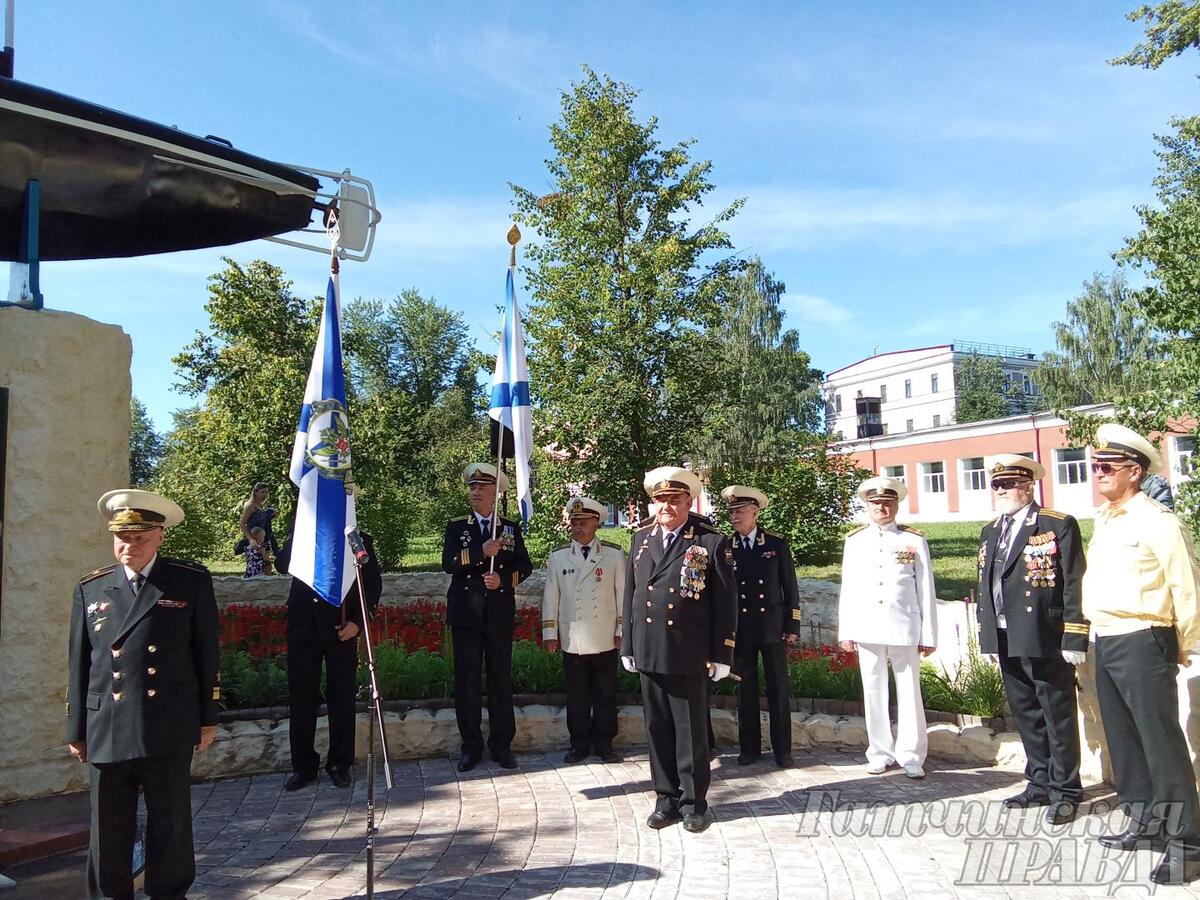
xmin=147 ymin=689 xmax=156 ymax=698
xmin=113 ymin=672 xmax=122 ymax=680
xmin=112 ymin=692 xmax=122 ymax=701
xmin=668 ymin=587 xmax=675 ymax=593
xmin=313 ymin=598 xmax=320 ymax=604
xmin=742 ymin=608 xmax=747 ymax=613
xmin=648 ymin=585 xmax=654 ymax=591
xmin=1026 ymin=606 xmax=1033 ymax=612
xmin=760 ymin=607 xmax=766 ymax=613
xmin=646 ymin=601 xmax=652 ymax=607
xmin=148 ymin=645 xmax=157 ymax=653
xmin=646 ymin=617 xmax=652 ymax=623
xmin=147 ymin=667 xmax=157 ymax=676
xmin=667 ymin=620 xmax=674 ymax=626
xmin=111 ymin=648 xmax=122 ymax=659
xmin=759 ymin=579 xmax=764 ymax=585
xmin=668 ymin=603 xmax=675 ymax=609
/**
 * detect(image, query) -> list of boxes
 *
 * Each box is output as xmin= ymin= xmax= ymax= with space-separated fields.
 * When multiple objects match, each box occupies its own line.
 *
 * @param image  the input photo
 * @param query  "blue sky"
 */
xmin=14 ymin=1 xmax=1197 ymax=430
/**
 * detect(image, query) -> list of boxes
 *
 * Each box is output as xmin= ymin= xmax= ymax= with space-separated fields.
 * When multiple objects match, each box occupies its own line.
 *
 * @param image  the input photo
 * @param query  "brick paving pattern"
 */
xmin=182 ymin=748 xmax=1200 ymax=899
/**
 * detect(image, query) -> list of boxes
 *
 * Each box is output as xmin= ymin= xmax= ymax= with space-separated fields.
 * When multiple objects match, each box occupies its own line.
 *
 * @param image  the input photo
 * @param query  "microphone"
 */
xmin=345 ymin=526 xmax=369 ymax=564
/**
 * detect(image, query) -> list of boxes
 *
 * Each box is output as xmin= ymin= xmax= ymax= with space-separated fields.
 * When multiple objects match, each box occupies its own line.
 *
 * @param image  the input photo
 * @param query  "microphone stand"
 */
xmin=351 ymin=550 xmax=391 ymax=899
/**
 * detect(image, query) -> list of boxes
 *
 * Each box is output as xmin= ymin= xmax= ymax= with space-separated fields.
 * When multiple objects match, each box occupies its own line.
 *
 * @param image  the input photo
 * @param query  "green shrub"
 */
xmin=919 ymin=641 xmax=1008 ymax=719
xmin=221 ymin=651 xmax=289 ymax=708
xmin=511 ymin=640 xmax=565 ymax=694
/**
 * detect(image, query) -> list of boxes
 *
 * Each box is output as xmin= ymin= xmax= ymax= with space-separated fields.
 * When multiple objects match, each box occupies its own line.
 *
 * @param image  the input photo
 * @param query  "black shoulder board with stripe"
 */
xmin=80 ymin=564 xmax=117 ymax=584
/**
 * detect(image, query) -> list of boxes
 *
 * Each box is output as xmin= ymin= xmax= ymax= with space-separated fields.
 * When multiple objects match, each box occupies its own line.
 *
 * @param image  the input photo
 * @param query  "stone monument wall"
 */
xmin=0 ymin=308 xmax=131 ymax=802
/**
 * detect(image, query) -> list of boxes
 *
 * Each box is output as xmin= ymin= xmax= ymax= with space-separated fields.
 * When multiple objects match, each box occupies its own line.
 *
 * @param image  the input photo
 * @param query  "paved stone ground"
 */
xmin=22 ymin=747 xmax=1200 ymax=899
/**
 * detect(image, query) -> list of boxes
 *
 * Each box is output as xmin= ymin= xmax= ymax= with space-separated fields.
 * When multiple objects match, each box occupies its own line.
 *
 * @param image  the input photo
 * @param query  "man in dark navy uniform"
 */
xmin=441 ymin=462 xmax=533 ymax=771
xmin=277 ymin=529 xmax=383 ymax=790
xmin=622 ymin=466 xmax=737 ymax=833
xmin=67 ymin=489 xmax=220 ymax=900
xmin=721 ymin=485 xmax=801 ymax=768
xmin=976 ymin=454 xmax=1087 ymax=825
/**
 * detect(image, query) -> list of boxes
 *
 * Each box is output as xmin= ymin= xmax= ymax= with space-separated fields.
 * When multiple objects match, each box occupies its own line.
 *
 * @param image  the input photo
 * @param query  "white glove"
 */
xmin=621 ymin=655 xmax=638 ymax=673
xmin=709 ymin=662 xmax=731 ymax=682
xmin=1062 ymin=649 xmax=1087 ymax=666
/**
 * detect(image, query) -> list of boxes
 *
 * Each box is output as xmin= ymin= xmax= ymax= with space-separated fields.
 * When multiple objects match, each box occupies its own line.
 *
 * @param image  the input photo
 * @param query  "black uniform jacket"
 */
xmin=733 ymin=528 xmax=802 ymax=645
xmin=622 ymin=513 xmax=738 ymax=675
xmin=277 ymin=533 xmax=384 ymax=642
xmin=67 ymin=556 xmax=221 ymax=764
xmin=441 ymin=513 xmax=533 ymax=633
xmin=977 ymin=504 xmax=1089 ymax=656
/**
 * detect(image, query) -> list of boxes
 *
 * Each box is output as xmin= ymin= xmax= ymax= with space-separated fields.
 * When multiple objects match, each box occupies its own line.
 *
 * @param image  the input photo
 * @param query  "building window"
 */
xmin=904 ymin=379 xmax=912 ymax=399
xmin=883 ymin=465 xmax=906 ymax=485
xmin=931 ymin=373 xmax=939 ymax=393
xmin=1022 ymin=374 xmax=1036 ymax=395
xmin=921 ymin=462 xmax=946 ymax=494
xmin=932 ymin=414 xmax=941 ymax=427
xmin=906 ymin=419 xmax=914 ymax=432
xmin=962 ymin=457 xmax=988 ymax=492
xmin=879 ymin=384 xmax=888 ymax=403
xmin=835 ymin=394 xmax=842 ymax=413
xmin=1175 ymin=436 xmax=1197 ymax=478
xmin=1056 ymin=448 xmax=1088 ymax=485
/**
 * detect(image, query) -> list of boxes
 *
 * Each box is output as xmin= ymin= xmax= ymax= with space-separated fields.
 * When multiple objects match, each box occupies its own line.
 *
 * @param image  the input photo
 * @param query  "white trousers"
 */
xmin=856 ymin=642 xmax=928 ymax=768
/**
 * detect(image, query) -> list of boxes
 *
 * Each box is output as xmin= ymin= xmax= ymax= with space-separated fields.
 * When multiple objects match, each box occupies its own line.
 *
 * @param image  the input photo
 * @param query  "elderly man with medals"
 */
xmin=1084 ymin=424 xmax=1200 ymax=885
xmin=621 ymin=466 xmax=737 ymax=833
xmin=542 ymin=496 xmax=627 ymax=763
xmin=838 ymin=476 xmax=936 ymax=779
xmin=975 ymin=453 xmax=1087 ymax=825
xmin=67 ymin=490 xmax=220 ymax=900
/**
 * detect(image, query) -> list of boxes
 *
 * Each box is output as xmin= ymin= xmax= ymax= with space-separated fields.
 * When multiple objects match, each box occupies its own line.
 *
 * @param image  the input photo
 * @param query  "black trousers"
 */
xmin=735 ymin=641 xmax=791 ymax=757
xmin=452 ymin=625 xmax=515 ymax=756
xmin=563 ymin=649 xmax=618 ymax=752
xmin=86 ymin=751 xmax=194 ymax=900
xmin=997 ymin=629 xmax=1082 ymax=802
xmin=640 ymin=671 xmax=711 ymax=815
xmin=287 ymin=636 xmax=359 ymax=775
xmin=1095 ymin=627 xmax=1200 ymax=841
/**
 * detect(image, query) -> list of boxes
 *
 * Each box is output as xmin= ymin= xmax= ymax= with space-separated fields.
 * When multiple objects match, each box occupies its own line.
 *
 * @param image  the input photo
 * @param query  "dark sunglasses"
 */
xmin=1090 ymin=461 xmax=1132 ymax=475
xmin=990 ymin=479 xmax=1030 ymax=491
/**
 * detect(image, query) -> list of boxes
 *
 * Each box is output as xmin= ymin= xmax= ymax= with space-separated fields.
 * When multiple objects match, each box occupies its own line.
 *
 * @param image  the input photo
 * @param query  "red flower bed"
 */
xmin=220 ymin=600 xmax=544 ymax=658
xmin=788 ymin=642 xmax=859 ymax=672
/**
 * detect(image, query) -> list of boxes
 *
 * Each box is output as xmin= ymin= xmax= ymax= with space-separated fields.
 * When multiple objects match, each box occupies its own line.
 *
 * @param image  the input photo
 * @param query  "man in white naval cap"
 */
xmin=1084 ymin=423 xmax=1200 ymax=884
xmin=976 ymin=453 xmax=1087 ymax=825
xmin=622 ymin=466 xmax=737 ymax=833
xmin=68 ymin=489 xmax=220 ymax=900
xmin=838 ymin=476 xmax=936 ymax=779
xmin=441 ymin=462 xmax=533 ymax=772
xmin=721 ymin=484 xmax=801 ymax=768
xmin=542 ymin=496 xmax=627 ymax=763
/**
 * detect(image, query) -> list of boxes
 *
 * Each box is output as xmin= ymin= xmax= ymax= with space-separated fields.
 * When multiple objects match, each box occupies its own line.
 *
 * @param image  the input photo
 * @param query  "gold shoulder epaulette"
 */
xmin=846 ymin=524 xmax=869 ymax=537
xmin=449 ymin=515 xmax=470 ymax=523
xmin=1039 ymin=508 xmax=1068 ymax=520
xmin=551 ymin=543 xmax=570 ymax=553
xmin=899 ymin=524 xmax=925 ymax=536
xmin=600 ymin=540 xmax=623 ymax=550
xmin=693 ymin=519 xmax=719 ymax=534
xmin=167 ymin=558 xmax=208 ymax=573
xmin=761 ymin=529 xmax=783 ymax=540
xmin=80 ymin=564 xmax=117 ymax=584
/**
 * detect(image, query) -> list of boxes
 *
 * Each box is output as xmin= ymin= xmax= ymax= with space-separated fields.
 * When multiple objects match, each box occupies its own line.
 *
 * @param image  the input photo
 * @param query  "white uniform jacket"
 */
xmin=542 ymin=539 xmax=627 ymax=655
xmin=837 ymin=522 xmax=937 ymax=647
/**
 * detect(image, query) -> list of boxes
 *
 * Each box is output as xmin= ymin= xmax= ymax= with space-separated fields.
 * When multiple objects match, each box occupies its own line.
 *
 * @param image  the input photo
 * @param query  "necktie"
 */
xmin=743 ymin=536 xmax=752 ymax=551
xmin=480 ymin=517 xmax=491 ymax=538
xmin=664 ymin=531 xmax=676 ymax=553
xmin=991 ymin=516 xmax=1012 ymax=621
xmin=131 ymin=574 xmax=144 ymax=594
xmin=581 ymin=545 xmax=590 ymax=560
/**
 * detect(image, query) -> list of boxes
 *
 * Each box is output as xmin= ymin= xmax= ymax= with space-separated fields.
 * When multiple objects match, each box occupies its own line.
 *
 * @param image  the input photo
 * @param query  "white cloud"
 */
xmin=783 ymin=292 xmax=857 ymax=327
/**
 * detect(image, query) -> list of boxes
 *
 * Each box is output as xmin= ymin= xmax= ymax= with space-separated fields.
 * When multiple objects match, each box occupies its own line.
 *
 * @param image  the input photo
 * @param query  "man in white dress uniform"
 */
xmin=838 ymin=476 xmax=937 ymax=778
xmin=542 ymin=496 xmax=627 ymax=763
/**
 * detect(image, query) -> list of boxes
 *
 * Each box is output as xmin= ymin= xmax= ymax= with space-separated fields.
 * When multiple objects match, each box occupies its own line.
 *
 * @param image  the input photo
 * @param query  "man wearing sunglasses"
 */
xmin=976 ymin=454 xmax=1087 ymax=826
xmin=1083 ymin=423 xmax=1200 ymax=885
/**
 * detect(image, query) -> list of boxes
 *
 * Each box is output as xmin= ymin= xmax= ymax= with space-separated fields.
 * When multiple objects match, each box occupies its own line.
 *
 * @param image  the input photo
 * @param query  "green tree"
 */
xmin=695 ymin=259 xmax=824 ymax=471
xmin=1035 ymin=271 xmax=1162 ymax=409
xmin=129 ymin=396 xmax=165 ymax=486
xmin=511 ymin=67 xmax=742 ymax=517
xmin=954 ymin=353 xmax=1019 ymax=423
xmin=1111 ymin=2 xmax=1200 ymax=69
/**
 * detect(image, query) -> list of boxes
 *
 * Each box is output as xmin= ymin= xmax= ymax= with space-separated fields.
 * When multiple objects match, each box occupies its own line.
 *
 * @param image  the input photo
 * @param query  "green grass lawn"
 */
xmin=210 ymin=519 xmax=1094 ymax=605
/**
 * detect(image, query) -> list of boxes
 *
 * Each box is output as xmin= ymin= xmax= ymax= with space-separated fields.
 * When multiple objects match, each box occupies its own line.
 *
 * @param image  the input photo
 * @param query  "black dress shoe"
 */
xmin=493 ymin=751 xmax=518 ymax=769
xmin=283 ymin=772 xmax=317 ymax=791
xmin=646 ymin=808 xmax=682 ymax=829
xmin=1002 ymin=789 xmax=1051 ymax=809
xmin=326 ymin=765 xmax=352 ymax=788
xmin=1044 ymin=801 xmax=1077 ymax=825
xmin=1097 ymin=830 xmax=1168 ymax=852
xmin=563 ymin=748 xmax=589 ymax=764
xmin=595 ymin=748 xmax=622 ymax=763
xmin=774 ymin=753 xmax=795 ymax=769
xmin=682 ymin=810 xmax=714 ymax=833
xmin=457 ymin=752 xmax=481 ymax=773
xmin=1151 ymin=846 xmax=1200 ymax=884
xmin=736 ymin=752 xmax=761 ymax=766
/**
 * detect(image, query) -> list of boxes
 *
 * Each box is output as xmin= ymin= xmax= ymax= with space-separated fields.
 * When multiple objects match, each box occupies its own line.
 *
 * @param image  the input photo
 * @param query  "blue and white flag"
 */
xmin=488 ymin=267 xmax=533 ymax=526
xmin=288 ymin=272 xmax=357 ymax=606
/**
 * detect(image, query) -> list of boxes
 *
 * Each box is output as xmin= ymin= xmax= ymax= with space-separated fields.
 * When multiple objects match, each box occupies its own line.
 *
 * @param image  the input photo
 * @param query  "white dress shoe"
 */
xmin=866 ymin=761 xmax=891 ymax=775
xmin=903 ymin=765 xmax=925 ymax=779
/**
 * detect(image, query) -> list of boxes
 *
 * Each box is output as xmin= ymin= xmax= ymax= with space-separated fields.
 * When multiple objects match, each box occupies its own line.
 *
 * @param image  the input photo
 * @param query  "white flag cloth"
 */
xmin=288 ymin=273 xmax=357 ymax=606
xmin=488 ymin=267 xmax=533 ymax=526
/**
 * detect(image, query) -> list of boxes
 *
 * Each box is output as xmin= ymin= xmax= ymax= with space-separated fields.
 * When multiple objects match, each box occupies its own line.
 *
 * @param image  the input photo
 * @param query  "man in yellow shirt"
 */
xmin=1083 ymin=423 xmax=1200 ymax=885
